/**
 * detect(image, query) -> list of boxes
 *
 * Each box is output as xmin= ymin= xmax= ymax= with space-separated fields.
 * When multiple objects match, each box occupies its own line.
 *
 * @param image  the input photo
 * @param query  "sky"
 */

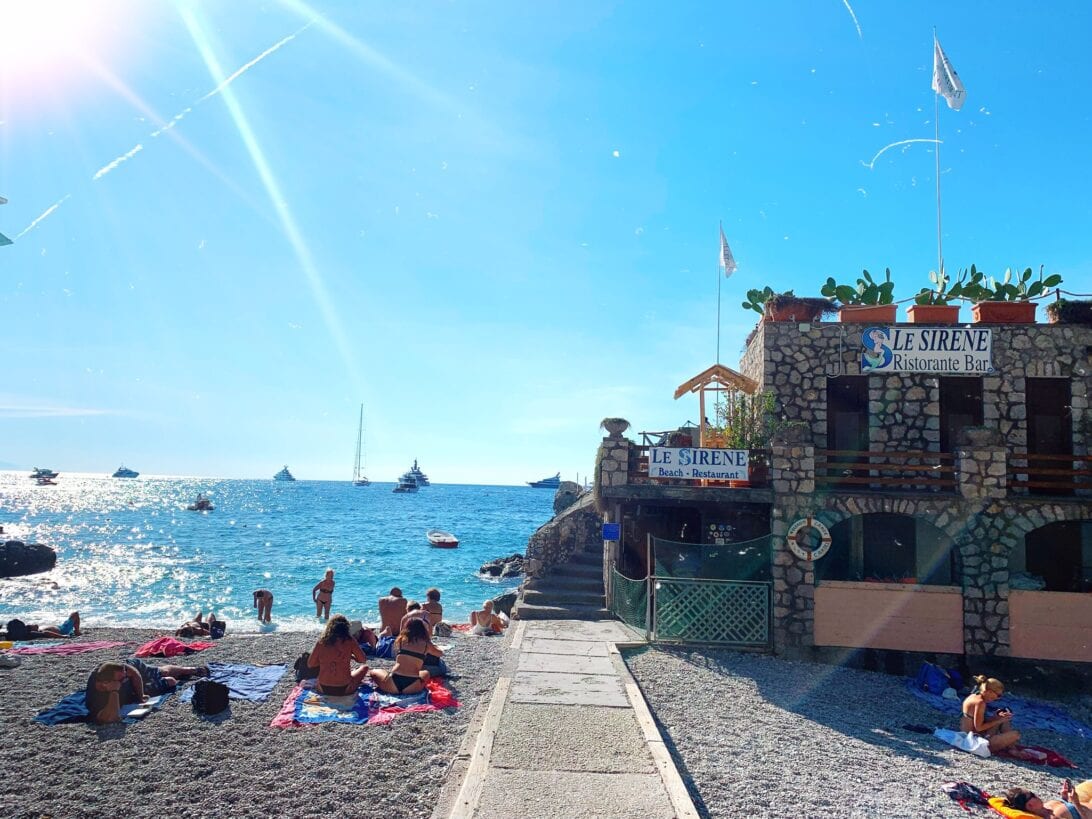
xmin=1 ymin=1 xmax=1090 ymax=485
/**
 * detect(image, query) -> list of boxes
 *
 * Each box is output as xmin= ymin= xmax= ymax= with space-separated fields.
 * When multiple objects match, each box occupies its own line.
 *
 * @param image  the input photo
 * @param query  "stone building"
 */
xmin=598 ymin=315 xmax=1092 ymax=665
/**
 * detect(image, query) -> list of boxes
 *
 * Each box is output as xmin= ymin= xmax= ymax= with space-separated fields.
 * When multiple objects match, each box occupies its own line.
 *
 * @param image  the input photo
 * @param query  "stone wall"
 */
xmin=524 ymin=492 xmax=601 ymax=575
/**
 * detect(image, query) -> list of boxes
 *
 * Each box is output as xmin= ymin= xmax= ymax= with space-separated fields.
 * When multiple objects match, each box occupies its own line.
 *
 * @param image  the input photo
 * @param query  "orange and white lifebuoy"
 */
xmin=786 ymin=516 xmax=832 ymax=561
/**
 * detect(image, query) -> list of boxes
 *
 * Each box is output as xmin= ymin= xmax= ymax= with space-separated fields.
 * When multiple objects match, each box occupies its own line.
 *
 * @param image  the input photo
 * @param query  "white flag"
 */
xmin=932 ymin=35 xmax=966 ymax=111
xmin=719 ymin=225 xmax=737 ymax=277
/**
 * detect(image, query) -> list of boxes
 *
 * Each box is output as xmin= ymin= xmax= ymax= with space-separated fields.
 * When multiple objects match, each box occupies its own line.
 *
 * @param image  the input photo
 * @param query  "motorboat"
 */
xmin=273 ymin=466 xmax=296 ymax=482
xmin=426 ymin=529 xmax=459 ymax=548
xmin=112 ymin=465 xmax=139 ymax=478
xmin=35 ymin=476 xmax=58 ymax=486
xmin=30 ymin=467 xmax=59 ymax=480
xmin=527 ymin=472 xmax=561 ymax=489
xmin=393 ymin=472 xmax=419 ymax=493
xmin=352 ymin=404 xmax=370 ymax=486
xmin=187 ymin=494 xmax=214 ymax=512
xmin=409 ymin=459 xmax=430 ymax=487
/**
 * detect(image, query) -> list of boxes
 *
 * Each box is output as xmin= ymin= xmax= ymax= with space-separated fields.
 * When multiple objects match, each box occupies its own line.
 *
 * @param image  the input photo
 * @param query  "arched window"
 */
xmin=1012 ymin=521 xmax=1092 ymax=592
xmin=816 ymin=513 xmax=956 ymax=586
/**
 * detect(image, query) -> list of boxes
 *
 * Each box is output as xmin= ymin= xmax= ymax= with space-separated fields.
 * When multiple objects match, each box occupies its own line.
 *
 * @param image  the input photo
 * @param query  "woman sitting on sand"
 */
xmin=1001 ymin=781 xmax=1091 ymax=819
xmin=960 ymin=674 xmax=1021 ymax=753
xmin=468 ymin=600 xmax=506 ymax=636
xmin=368 ymin=618 xmax=431 ymax=695
xmin=306 ymin=614 xmax=369 ymax=696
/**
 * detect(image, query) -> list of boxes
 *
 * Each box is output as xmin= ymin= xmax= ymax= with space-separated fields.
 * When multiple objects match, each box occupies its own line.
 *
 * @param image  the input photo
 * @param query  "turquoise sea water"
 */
xmin=0 ymin=473 xmax=553 ymax=632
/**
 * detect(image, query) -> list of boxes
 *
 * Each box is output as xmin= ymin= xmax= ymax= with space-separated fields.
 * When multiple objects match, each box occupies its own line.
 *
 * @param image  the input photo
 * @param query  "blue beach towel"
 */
xmin=293 ymin=683 xmax=429 ymax=725
xmin=904 ymin=679 xmax=1091 ymax=738
xmin=34 ymin=691 xmax=173 ymax=725
xmin=178 ymin=662 xmax=286 ymax=704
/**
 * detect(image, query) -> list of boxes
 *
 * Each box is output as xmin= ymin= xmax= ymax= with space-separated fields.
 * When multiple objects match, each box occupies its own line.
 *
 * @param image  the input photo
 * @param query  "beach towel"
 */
xmin=270 ymin=678 xmax=459 ymax=728
xmin=451 ymin=623 xmax=473 ymax=633
xmin=11 ymin=640 xmax=126 ymax=656
xmin=994 ymin=744 xmax=1078 ymax=769
xmin=988 ymin=796 xmax=1039 ymax=818
xmin=904 ymin=679 xmax=1092 ymax=738
xmin=178 ymin=662 xmax=286 ymax=703
xmin=134 ymin=637 xmax=216 ymax=658
xmin=33 ymin=691 xmax=172 ymax=725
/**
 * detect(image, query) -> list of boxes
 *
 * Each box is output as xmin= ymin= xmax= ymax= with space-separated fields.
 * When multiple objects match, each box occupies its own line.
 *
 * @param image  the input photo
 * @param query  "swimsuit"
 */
xmin=319 ymin=683 xmax=349 ymax=696
xmin=1060 ymin=802 xmax=1082 ymax=819
xmin=390 ymin=673 xmax=420 ymax=693
xmin=56 ymin=617 xmax=76 ymax=636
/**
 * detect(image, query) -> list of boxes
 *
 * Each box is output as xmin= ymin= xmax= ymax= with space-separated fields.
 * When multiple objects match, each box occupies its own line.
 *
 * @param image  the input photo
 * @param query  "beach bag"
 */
xmin=192 ymin=680 xmax=229 ymax=714
xmin=942 ymin=781 xmax=989 ymax=813
xmin=293 ymin=652 xmax=318 ymax=682
xmin=934 ymin=728 xmax=991 ymax=758
xmin=915 ymin=661 xmax=951 ymax=694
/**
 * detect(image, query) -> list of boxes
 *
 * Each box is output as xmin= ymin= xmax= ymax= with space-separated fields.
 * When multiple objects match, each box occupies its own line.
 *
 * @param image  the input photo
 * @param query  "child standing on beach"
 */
xmin=312 ymin=569 xmax=335 ymax=621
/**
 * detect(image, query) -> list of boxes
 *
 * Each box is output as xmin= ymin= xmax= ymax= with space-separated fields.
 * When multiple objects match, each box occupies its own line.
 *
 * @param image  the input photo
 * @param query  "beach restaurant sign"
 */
xmin=860 ymin=326 xmax=993 ymax=374
xmin=649 ymin=447 xmax=748 ymax=481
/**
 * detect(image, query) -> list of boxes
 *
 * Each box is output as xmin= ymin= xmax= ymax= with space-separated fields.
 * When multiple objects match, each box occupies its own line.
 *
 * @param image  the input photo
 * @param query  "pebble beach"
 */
xmin=0 ymin=627 xmax=504 ymax=819
xmin=625 ymin=646 xmax=1092 ymax=818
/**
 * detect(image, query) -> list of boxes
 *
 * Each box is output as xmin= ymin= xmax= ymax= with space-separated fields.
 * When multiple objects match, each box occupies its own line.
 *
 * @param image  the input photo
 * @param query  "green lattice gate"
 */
xmin=652 ymin=576 xmax=772 ymax=648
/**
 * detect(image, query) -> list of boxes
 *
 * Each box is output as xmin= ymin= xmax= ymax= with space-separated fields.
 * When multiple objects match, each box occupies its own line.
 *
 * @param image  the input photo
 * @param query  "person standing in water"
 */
xmin=253 ymin=589 xmax=274 ymax=623
xmin=312 ymin=569 xmax=335 ymax=621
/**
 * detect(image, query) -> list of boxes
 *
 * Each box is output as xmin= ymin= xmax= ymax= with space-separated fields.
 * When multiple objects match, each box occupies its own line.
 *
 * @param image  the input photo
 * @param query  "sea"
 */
xmin=0 ymin=473 xmax=554 ymax=632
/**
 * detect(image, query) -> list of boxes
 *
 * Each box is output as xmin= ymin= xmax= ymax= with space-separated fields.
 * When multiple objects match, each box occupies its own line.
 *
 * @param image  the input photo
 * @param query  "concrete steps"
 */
xmin=521 ymin=587 xmax=605 ymax=607
xmin=514 ymin=549 xmax=609 ymax=621
xmin=513 ymin=602 xmax=613 ymax=620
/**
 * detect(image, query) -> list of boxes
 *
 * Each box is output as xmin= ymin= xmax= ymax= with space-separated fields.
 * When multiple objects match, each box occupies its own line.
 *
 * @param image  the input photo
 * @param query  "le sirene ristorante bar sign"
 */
xmin=860 ymin=326 xmax=993 ymax=374
xmin=648 ymin=447 xmax=748 ymax=480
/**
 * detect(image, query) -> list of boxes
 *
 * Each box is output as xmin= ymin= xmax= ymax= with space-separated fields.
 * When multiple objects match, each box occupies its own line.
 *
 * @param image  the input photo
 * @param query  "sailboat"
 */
xmin=352 ymin=403 xmax=370 ymax=486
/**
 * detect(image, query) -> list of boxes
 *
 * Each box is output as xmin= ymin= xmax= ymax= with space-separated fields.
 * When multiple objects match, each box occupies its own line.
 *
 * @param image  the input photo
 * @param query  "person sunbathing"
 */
xmin=1001 ymin=781 xmax=1092 ymax=819
xmin=4 ymin=612 xmax=80 ymax=640
xmin=86 ymin=659 xmax=206 ymax=724
xmin=960 ymin=674 xmax=1021 ymax=753
xmin=306 ymin=614 xmax=369 ymax=696
xmin=468 ymin=600 xmax=506 ymax=635
xmin=368 ymin=618 xmax=431 ymax=695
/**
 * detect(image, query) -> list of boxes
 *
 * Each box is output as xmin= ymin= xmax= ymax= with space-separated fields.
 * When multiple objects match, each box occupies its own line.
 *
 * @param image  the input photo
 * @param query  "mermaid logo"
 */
xmin=861 ymin=327 xmax=893 ymax=372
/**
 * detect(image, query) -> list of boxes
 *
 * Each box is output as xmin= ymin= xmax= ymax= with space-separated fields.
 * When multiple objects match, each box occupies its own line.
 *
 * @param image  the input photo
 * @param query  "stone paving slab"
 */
xmin=474 ymin=769 xmax=677 ymax=819
xmin=523 ymin=637 xmax=610 ymax=657
xmin=523 ymin=621 xmax=643 ymax=643
xmin=510 ymin=671 xmax=629 ymax=707
xmin=517 ymin=651 xmax=616 ymax=675
xmin=490 ymin=703 xmax=655 ymax=774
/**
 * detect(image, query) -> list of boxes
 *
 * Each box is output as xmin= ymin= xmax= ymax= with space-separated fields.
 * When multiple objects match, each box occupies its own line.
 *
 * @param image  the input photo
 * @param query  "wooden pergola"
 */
xmin=674 ymin=363 xmax=758 ymax=447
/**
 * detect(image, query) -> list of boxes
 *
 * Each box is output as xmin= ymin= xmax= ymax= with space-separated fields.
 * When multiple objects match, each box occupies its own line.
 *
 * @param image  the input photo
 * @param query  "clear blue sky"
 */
xmin=1 ymin=1 xmax=1090 ymax=484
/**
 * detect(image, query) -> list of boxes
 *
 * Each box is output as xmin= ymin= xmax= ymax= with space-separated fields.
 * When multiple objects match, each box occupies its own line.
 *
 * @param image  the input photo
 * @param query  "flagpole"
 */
xmin=933 ymin=31 xmax=944 ymax=277
xmin=716 ymin=224 xmax=722 ymax=365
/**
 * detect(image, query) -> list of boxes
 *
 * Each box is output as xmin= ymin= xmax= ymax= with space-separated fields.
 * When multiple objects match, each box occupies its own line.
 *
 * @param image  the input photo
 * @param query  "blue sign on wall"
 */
xmin=602 ymin=523 xmax=620 ymax=541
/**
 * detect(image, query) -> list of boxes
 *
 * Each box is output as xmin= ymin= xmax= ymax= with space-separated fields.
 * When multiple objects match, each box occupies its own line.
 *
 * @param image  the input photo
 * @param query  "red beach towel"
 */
xmin=994 ymin=744 xmax=1078 ymax=768
xmin=451 ymin=623 xmax=472 ymax=632
xmin=134 ymin=637 xmax=216 ymax=658
xmin=10 ymin=640 xmax=126 ymax=656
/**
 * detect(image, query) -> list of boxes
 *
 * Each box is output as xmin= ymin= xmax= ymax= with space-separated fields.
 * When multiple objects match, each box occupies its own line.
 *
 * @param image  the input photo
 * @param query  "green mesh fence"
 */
xmin=652 ymin=534 xmax=772 ymax=581
xmin=653 ymin=577 xmax=772 ymax=647
xmin=610 ymin=568 xmax=648 ymax=633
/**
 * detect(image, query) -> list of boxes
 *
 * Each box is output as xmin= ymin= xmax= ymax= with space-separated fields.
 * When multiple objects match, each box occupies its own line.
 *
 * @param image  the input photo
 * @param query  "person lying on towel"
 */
xmin=3 ymin=612 xmax=81 ymax=640
xmin=86 ymin=659 xmax=206 ymax=724
xmin=998 ymin=780 xmax=1091 ymax=819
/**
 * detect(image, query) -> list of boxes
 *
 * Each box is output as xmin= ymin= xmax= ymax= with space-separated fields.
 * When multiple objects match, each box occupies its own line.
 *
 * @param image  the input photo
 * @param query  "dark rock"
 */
xmin=479 ymin=553 xmax=524 ymax=578
xmin=553 ymin=481 xmax=583 ymax=515
xmin=0 ymin=540 xmax=57 ymax=578
xmin=490 ymin=590 xmax=518 ymax=617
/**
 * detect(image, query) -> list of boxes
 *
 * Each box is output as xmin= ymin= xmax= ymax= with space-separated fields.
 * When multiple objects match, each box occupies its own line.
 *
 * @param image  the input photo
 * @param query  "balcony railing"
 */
xmin=629 ymin=445 xmax=771 ymax=487
xmin=1008 ymin=453 xmax=1092 ymax=495
xmin=815 ymin=449 xmax=957 ymax=493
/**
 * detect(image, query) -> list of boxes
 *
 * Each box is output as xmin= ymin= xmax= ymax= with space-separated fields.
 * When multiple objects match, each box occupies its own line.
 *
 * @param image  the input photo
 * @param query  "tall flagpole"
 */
xmin=933 ymin=30 xmax=944 ymax=277
xmin=716 ymin=225 xmax=722 ymax=365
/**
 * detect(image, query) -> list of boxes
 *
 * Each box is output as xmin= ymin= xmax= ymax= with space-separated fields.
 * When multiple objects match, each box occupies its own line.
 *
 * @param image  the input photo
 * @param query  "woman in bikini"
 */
xmin=960 ymin=674 xmax=1021 ymax=753
xmin=253 ymin=589 xmax=274 ymax=623
xmin=368 ymin=618 xmax=432 ymax=695
xmin=312 ymin=569 xmax=335 ymax=621
xmin=1001 ymin=781 xmax=1091 ymax=819
xmin=306 ymin=614 xmax=369 ymax=696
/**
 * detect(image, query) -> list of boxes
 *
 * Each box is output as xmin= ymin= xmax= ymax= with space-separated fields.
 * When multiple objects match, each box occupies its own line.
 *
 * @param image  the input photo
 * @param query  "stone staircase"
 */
xmin=513 ymin=544 xmax=611 ymax=620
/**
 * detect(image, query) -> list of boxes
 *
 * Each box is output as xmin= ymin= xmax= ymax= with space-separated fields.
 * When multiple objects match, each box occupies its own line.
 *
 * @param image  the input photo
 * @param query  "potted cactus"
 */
xmin=743 ymin=288 xmax=836 ymax=323
xmin=907 ymin=268 xmax=961 ymax=324
xmin=963 ymin=265 xmax=1062 ymax=324
xmin=821 ymin=268 xmax=898 ymax=323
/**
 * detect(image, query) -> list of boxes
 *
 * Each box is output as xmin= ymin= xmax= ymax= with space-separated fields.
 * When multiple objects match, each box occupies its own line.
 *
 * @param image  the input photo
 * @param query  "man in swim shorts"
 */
xmin=378 ymin=587 xmax=408 ymax=636
xmin=85 ymin=659 xmax=207 ymax=724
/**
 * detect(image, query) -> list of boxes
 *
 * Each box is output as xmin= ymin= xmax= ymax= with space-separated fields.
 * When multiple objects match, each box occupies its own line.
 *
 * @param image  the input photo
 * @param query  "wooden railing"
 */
xmin=1008 ymin=453 xmax=1092 ymax=495
xmin=629 ymin=446 xmax=771 ymax=488
xmin=815 ymin=449 xmax=957 ymax=493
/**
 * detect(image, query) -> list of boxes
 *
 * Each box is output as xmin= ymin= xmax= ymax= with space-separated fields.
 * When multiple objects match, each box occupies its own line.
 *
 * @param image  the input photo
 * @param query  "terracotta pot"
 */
xmin=906 ymin=304 xmax=960 ymax=325
xmin=838 ymin=304 xmax=898 ymax=323
xmin=764 ymin=301 xmax=828 ymax=323
xmin=971 ymin=301 xmax=1037 ymax=324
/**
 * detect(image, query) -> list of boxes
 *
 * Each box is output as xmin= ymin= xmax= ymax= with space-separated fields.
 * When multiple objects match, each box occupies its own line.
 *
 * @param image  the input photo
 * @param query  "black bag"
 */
xmin=192 ymin=679 xmax=230 ymax=714
xmin=294 ymin=651 xmax=318 ymax=682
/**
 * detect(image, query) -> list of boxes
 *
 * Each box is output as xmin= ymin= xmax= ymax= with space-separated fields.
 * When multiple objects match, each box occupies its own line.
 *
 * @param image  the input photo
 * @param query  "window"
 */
xmin=939 ymin=377 xmax=983 ymax=452
xmin=817 ymin=513 xmax=955 ymax=586
xmin=1016 ymin=521 xmax=1092 ymax=592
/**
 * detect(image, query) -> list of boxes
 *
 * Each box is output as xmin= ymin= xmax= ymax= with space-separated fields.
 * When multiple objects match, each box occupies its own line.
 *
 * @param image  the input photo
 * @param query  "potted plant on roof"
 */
xmin=1045 ymin=298 xmax=1092 ymax=325
xmin=965 ymin=265 xmax=1062 ymax=324
xmin=743 ymin=287 xmax=837 ymax=323
xmin=821 ymin=268 xmax=898 ymax=323
xmin=907 ymin=268 xmax=962 ymax=324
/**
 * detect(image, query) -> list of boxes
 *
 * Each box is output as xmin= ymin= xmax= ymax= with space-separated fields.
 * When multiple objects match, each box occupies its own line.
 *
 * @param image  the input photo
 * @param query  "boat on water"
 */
xmin=273 ymin=466 xmax=296 ymax=482
xmin=30 ymin=467 xmax=59 ymax=480
xmin=112 ymin=465 xmax=139 ymax=479
xmin=393 ymin=472 xmax=419 ymax=493
xmin=186 ymin=494 xmax=214 ymax=512
xmin=352 ymin=404 xmax=370 ymax=487
xmin=426 ymin=529 xmax=459 ymax=549
xmin=35 ymin=476 xmax=58 ymax=486
xmin=409 ymin=459 xmax=430 ymax=487
xmin=527 ymin=472 xmax=561 ymax=489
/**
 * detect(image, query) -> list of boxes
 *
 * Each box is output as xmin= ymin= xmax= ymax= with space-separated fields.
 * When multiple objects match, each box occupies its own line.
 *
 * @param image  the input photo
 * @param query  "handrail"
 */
xmin=816 ymin=449 xmax=957 ymax=492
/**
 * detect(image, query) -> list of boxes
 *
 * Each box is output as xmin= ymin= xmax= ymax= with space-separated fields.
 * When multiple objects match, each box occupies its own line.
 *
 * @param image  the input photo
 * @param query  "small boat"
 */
xmin=352 ymin=404 xmax=370 ymax=487
xmin=393 ymin=472 xmax=419 ymax=493
xmin=527 ymin=472 xmax=561 ymax=489
xmin=187 ymin=494 xmax=214 ymax=512
xmin=30 ymin=467 xmax=59 ymax=480
xmin=36 ymin=476 xmax=58 ymax=486
xmin=427 ymin=529 xmax=459 ymax=548
xmin=112 ymin=465 xmax=139 ymax=479
xmin=409 ymin=459 xmax=430 ymax=487
xmin=273 ymin=466 xmax=296 ymax=482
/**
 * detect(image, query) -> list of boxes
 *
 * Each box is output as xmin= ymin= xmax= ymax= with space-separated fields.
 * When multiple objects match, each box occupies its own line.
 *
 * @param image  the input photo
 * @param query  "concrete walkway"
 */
xmin=436 ymin=620 xmax=697 ymax=819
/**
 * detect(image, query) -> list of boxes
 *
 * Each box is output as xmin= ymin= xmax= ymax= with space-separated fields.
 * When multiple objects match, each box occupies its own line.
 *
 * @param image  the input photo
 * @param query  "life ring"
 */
xmin=786 ymin=517 xmax=832 ymax=561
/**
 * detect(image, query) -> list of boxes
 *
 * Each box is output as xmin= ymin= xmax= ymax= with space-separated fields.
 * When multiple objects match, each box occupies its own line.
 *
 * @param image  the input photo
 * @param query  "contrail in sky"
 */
xmin=198 ymin=24 xmax=311 ymax=103
xmin=16 ymin=195 xmax=71 ymax=238
xmin=92 ymin=144 xmax=144 ymax=180
xmin=842 ymin=0 xmax=863 ymax=39
xmin=861 ymin=138 xmax=941 ymax=170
